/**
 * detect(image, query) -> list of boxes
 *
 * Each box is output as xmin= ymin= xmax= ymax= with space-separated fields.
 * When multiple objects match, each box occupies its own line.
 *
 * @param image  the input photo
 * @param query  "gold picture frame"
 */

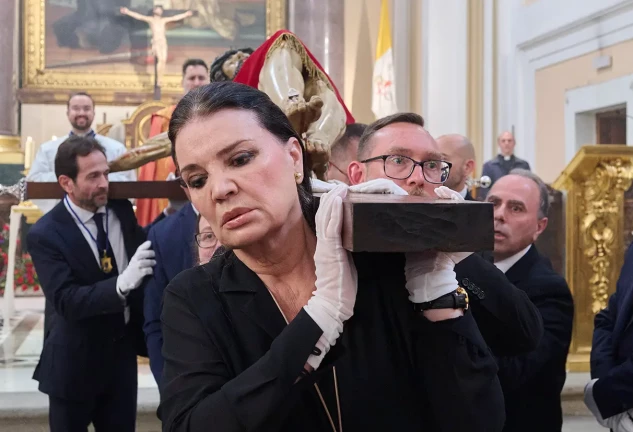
xmin=20 ymin=0 xmax=287 ymax=105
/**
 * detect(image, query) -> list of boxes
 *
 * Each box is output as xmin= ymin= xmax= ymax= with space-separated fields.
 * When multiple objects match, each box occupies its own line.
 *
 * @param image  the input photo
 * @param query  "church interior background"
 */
xmin=1 ymin=0 xmax=632 ymax=430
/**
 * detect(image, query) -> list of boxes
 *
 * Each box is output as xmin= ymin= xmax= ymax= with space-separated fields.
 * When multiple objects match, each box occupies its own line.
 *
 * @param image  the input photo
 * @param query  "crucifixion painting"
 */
xmin=120 ymin=5 xmax=193 ymax=87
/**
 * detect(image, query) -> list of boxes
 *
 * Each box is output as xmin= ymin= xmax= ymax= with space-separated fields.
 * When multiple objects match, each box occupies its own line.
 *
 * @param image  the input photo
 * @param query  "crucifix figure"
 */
xmin=120 ymin=5 xmax=193 ymax=87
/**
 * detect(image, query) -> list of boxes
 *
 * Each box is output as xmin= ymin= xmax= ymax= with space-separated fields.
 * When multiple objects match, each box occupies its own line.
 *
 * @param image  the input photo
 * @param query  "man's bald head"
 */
xmin=436 ymin=134 xmax=476 ymax=191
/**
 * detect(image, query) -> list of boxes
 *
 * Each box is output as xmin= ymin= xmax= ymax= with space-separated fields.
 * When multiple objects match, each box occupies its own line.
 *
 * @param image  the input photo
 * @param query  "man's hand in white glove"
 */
xmin=310 ymin=178 xmax=347 ymax=193
xmin=303 ymin=184 xmax=358 ymax=370
xmin=405 ymin=251 xmax=458 ymax=303
xmin=432 ymin=185 xmax=473 ymax=263
xmin=435 ymin=185 xmax=464 ymax=201
xmin=348 ymin=178 xmax=408 ymax=195
xmin=614 ymin=412 xmax=633 ymax=432
xmin=117 ymin=241 xmax=156 ymax=295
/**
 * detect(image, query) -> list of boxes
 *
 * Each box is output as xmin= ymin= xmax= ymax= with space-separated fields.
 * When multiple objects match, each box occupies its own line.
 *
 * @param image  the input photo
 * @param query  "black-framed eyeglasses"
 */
xmin=360 ymin=155 xmax=451 ymax=184
xmin=195 ymin=232 xmax=218 ymax=249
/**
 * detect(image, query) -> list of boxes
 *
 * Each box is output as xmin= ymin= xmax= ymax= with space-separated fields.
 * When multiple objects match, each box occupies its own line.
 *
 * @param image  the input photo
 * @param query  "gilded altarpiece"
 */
xmin=554 ymin=145 xmax=633 ymax=371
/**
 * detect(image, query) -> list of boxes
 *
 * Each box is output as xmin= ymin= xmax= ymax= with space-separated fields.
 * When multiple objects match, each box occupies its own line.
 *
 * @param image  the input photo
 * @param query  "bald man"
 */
xmin=479 ymin=131 xmax=531 ymax=199
xmin=436 ymin=134 xmax=476 ymax=200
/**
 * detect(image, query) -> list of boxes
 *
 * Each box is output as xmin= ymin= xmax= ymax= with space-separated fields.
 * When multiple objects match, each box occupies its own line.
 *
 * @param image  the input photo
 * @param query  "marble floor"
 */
xmin=0 ymin=296 xmax=159 ymax=423
xmin=0 ymin=297 xmax=604 ymax=431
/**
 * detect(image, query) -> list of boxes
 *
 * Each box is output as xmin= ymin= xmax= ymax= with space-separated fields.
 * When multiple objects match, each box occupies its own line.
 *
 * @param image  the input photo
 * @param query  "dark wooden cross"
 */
xmin=25 ymin=181 xmax=493 ymax=252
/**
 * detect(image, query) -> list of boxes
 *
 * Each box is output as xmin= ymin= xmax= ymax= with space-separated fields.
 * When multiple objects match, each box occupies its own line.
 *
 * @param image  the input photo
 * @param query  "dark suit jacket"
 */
xmin=41 ymin=207 xmax=166 ymax=341
xmin=144 ymin=202 xmax=197 ymax=386
xmin=456 ymin=253 xmax=543 ymax=356
xmin=27 ymin=199 xmax=148 ymax=401
xmin=479 ymin=155 xmax=531 ymax=199
xmin=457 ymin=192 xmax=544 ymax=356
xmin=591 ymin=242 xmax=633 ymax=418
xmin=159 ymin=250 xmax=505 ymax=432
xmin=495 ymin=245 xmax=574 ymax=432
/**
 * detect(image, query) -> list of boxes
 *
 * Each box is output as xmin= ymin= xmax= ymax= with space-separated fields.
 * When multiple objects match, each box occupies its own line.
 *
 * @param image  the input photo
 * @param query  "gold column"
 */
xmin=467 ymin=0 xmax=485 ymax=175
xmin=553 ymin=145 xmax=633 ymax=372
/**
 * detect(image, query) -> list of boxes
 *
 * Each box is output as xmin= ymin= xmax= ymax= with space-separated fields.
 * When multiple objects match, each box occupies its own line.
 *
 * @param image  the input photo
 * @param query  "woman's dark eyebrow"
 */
xmin=216 ymin=139 xmax=253 ymax=158
xmin=180 ymin=139 xmax=253 ymax=175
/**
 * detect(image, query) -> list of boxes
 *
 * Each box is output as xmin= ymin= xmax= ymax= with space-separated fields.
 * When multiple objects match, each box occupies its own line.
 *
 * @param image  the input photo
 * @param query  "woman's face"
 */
xmin=197 ymin=216 xmax=219 ymax=264
xmin=176 ymin=109 xmax=305 ymax=249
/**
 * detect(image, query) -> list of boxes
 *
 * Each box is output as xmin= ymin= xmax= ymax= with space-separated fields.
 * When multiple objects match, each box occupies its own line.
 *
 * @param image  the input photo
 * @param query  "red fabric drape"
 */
xmin=234 ymin=29 xmax=355 ymax=125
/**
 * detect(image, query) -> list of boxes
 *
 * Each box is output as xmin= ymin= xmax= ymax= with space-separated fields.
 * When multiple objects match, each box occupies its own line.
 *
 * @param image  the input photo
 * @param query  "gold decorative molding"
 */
xmin=121 ymin=101 xmax=171 ymax=150
xmin=0 ymin=135 xmax=24 ymax=165
xmin=12 ymin=201 xmax=43 ymax=224
xmin=467 ymin=0 xmax=485 ymax=175
xmin=20 ymin=0 xmax=287 ymax=105
xmin=553 ymin=145 xmax=633 ymax=371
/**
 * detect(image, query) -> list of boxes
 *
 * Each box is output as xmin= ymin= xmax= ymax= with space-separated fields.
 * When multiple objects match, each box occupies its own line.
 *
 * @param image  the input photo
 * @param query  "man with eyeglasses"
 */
xmin=347 ymin=113 xmax=543 ymax=358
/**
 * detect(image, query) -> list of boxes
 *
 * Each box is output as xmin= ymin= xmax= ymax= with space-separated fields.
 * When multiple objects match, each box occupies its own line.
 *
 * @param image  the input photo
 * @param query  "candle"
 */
xmin=24 ymin=137 xmax=34 ymax=171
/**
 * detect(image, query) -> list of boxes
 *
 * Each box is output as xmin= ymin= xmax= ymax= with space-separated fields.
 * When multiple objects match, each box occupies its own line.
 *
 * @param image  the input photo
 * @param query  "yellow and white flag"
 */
xmin=372 ymin=0 xmax=398 ymax=119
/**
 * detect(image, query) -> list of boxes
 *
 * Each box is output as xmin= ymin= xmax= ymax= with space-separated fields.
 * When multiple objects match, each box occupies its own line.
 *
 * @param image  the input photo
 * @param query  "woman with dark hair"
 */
xmin=159 ymin=81 xmax=504 ymax=431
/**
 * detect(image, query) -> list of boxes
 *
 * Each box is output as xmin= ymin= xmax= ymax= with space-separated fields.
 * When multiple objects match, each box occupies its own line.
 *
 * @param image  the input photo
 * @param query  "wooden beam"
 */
xmin=25 ymin=182 xmax=494 ymax=252
xmin=25 ymin=181 xmax=187 ymax=200
xmin=334 ymin=194 xmax=493 ymax=252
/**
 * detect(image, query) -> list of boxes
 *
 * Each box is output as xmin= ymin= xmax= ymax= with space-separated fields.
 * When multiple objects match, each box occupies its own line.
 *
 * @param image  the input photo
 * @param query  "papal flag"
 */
xmin=372 ymin=0 xmax=398 ymax=119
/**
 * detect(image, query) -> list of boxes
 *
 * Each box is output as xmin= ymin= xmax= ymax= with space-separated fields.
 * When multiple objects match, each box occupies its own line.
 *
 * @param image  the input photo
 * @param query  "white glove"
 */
xmin=117 ymin=241 xmax=156 ymax=294
xmin=310 ymin=178 xmax=346 ymax=193
xmin=303 ymin=184 xmax=358 ymax=369
xmin=405 ymin=251 xmax=459 ymax=303
xmin=435 ymin=185 xmax=464 ymax=201
xmin=615 ymin=413 xmax=633 ymax=432
xmin=432 ymin=186 xmax=473 ymax=263
xmin=348 ymin=178 xmax=408 ymax=195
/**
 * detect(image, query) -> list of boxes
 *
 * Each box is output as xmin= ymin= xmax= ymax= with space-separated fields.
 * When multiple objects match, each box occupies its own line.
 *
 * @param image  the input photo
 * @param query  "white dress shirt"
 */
xmin=64 ymin=197 xmax=130 ymax=322
xmin=459 ymin=186 xmax=468 ymax=199
xmin=28 ymin=133 xmax=136 ymax=214
xmin=494 ymin=245 xmax=532 ymax=274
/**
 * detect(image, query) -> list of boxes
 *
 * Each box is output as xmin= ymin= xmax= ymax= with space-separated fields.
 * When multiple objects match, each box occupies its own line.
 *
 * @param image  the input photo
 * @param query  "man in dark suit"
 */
xmin=144 ymin=199 xmax=197 ymax=387
xmin=347 ymin=119 xmax=544 ymax=358
xmin=479 ymin=131 xmax=530 ymax=199
xmin=585 ymin=243 xmax=633 ymax=429
xmin=485 ymin=169 xmax=574 ymax=432
xmin=437 ymin=133 xmax=476 ymax=200
xmin=27 ymin=136 xmax=156 ymax=432
xmin=435 ymin=133 xmax=544 ymax=356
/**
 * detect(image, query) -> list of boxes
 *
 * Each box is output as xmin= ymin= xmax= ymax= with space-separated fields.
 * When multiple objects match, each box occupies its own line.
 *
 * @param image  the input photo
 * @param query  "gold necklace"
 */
xmin=268 ymin=288 xmax=343 ymax=432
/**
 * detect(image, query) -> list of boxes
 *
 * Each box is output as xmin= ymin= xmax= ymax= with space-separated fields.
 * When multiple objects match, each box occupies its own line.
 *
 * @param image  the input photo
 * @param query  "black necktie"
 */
xmin=93 ymin=212 xmax=119 ymax=275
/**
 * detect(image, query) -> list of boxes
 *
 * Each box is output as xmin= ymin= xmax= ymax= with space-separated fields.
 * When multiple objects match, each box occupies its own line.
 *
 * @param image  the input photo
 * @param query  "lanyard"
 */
xmin=64 ymin=196 xmax=109 ymax=252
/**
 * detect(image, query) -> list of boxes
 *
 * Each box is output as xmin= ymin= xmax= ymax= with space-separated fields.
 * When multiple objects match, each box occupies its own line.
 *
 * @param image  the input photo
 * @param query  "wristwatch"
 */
xmin=414 ymin=287 xmax=469 ymax=312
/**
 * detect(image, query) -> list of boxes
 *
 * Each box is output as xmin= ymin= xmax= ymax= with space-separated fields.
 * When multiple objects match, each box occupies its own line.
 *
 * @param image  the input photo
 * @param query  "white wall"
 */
xmin=421 ymin=0 xmax=468 ymax=137
xmin=500 ymin=0 xmax=633 ymax=172
xmin=565 ymin=74 xmax=633 ymax=161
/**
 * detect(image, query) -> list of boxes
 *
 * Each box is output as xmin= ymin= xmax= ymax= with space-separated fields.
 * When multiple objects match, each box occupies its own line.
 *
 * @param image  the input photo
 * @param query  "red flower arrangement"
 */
xmin=0 ymin=223 xmax=41 ymax=297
